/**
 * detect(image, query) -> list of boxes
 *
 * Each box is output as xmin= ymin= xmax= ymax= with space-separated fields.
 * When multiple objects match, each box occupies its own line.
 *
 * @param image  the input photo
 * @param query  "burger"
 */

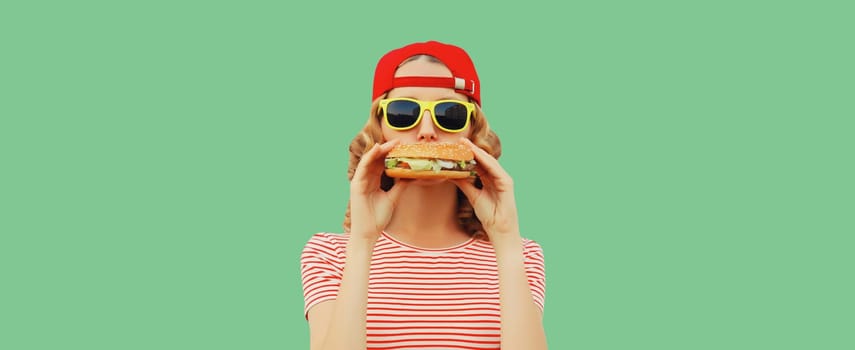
xmin=384 ymin=142 xmax=477 ymax=179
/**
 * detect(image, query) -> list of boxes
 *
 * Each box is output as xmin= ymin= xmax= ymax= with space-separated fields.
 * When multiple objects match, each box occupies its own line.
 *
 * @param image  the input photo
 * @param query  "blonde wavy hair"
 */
xmin=343 ymin=93 xmax=501 ymax=241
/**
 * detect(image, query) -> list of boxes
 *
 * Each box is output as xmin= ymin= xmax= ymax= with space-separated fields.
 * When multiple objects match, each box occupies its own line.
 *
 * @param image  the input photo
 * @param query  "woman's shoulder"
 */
xmin=520 ymin=236 xmax=545 ymax=256
xmin=302 ymin=232 xmax=349 ymax=253
xmin=519 ymin=236 xmax=542 ymax=248
xmin=519 ymin=236 xmax=546 ymax=271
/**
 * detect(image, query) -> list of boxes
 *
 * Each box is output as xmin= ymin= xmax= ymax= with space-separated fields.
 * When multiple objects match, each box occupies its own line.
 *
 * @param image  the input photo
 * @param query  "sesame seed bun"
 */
xmin=386 ymin=142 xmax=474 ymax=161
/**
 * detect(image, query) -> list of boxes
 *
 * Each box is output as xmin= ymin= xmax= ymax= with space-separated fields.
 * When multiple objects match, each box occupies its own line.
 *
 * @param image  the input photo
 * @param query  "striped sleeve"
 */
xmin=300 ymin=233 xmax=346 ymax=318
xmin=523 ymin=239 xmax=547 ymax=312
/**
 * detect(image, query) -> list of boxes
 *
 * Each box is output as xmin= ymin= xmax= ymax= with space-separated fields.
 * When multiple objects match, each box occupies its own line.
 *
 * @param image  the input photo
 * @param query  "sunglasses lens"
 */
xmin=434 ymin=102 xmax=469 ymax=130
xmin=385 ymin=100 xmax=420 ymax=128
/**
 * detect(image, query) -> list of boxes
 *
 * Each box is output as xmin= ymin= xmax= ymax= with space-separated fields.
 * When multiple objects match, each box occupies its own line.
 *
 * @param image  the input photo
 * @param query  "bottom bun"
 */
xmin=385 ymin=168 xmax=473 ymax=179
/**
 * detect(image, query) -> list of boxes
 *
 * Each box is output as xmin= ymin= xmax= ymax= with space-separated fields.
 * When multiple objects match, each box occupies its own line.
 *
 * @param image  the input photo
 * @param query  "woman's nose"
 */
xmin=417 ymin=110 xmax=438 ymax=141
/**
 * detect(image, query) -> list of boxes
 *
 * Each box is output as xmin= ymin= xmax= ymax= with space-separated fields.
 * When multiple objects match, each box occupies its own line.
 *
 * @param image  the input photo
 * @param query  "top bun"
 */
xmin=387 ymin=142 xmax=474 ymax=161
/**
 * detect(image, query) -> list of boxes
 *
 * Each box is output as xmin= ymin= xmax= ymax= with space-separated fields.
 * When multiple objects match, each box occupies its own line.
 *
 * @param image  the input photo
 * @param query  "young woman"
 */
xmin=301 ymin=41 xmax=547 ymax=350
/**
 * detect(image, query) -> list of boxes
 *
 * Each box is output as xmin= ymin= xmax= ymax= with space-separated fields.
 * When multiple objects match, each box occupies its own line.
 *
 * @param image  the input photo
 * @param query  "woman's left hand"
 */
xmin=452 ymin=138 xmax=521 ymax=242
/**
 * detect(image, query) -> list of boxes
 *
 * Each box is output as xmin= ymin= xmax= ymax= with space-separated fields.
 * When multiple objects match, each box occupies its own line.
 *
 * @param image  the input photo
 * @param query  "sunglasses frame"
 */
xmin=378 ymin=97 xmax=476 ymax=133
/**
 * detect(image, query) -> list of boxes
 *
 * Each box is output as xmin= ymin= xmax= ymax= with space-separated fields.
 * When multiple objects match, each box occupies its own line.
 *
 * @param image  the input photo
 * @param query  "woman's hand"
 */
xmin=349 ymin=140 xmax=410 ymax=241
xmin=452 ymin=138 xmax=521 ymax=242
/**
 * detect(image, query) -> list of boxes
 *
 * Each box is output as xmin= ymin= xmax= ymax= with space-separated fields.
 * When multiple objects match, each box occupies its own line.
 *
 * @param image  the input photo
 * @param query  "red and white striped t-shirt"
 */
xmin=301 ymin=231 xmax=546 ymax=350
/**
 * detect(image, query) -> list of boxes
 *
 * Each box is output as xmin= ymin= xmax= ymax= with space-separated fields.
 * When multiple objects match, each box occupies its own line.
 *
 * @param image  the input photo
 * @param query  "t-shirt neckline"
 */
xmin=381 ymin=231 xmax=476 ymax=253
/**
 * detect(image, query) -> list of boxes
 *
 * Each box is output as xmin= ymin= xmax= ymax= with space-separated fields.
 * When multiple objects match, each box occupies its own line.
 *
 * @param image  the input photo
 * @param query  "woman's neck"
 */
xmin=384 ymin=180 xmax=470 ymax=249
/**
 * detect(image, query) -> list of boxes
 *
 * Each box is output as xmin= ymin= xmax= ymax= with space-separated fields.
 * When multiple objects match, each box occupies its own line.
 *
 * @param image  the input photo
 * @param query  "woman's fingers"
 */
xmin=472 ymin=164 xmax=494 ymax=189
xmin=452 ymin=178 xmax=480 ymax=205
xmin=459 ymin=138 xmax=512 ymax=190
xmin=375 ymin=139 xmax=400 ymax=156
xmin=352 ymin=143 xmax=377 ymax=178
xmin=352 ymin=140 xmax=399 ymax=188
xmin=460 ymin=138 xmax=509 ymax=178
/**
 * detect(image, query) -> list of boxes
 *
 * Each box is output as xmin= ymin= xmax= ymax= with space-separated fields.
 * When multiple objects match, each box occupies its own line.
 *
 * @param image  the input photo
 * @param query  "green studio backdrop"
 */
xmin=1 ymin=1 xmax=852 ymax=349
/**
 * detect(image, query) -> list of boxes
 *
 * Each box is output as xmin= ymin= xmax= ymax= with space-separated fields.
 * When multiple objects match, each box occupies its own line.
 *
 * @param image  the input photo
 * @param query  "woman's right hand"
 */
xmin=349 ymin=140 xmax=410 ymax=241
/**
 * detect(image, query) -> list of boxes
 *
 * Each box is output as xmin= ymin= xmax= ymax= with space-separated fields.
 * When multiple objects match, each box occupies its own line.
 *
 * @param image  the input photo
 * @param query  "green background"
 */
xmin=2 ymin=0 xmax=852 ymax=349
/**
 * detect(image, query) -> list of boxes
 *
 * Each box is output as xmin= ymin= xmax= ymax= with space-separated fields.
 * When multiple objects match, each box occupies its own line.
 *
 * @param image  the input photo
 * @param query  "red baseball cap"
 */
xmin=372 ymin=41 xmax=481 ymax=106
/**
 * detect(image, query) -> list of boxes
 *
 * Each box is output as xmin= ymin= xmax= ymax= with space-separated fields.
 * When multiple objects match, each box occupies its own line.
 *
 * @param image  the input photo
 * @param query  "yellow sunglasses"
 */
xmin=378 ymin=97 xmax=476 ymax=133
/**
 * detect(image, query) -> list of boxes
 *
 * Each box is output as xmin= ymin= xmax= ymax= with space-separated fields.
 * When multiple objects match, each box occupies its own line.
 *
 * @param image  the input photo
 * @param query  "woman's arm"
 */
xmin=493 ymin=237 xmax=548 ymax=350
xmin=453 ymin=138 xmax=548 ymax=350
xmin=308 ymin=237 xmax=376 ymax=350
xmin=307 ymin=141 xmax=408 ymax=350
